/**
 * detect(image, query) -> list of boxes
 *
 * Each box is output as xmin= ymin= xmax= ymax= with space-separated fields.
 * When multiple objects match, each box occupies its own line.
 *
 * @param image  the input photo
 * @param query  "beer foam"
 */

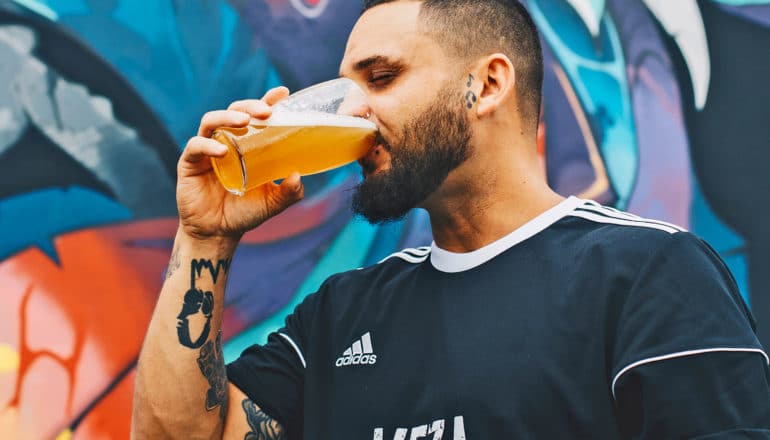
xmin=264 ymin=111 xmax=376 ymax=130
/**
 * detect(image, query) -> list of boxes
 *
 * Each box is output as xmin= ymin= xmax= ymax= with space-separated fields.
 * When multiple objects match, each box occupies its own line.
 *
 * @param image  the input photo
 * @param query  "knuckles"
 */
xmin=182 ymin=136 xmax=203 ymax=153
xmin=200 ymin=110 xmax=223 ymax=126
xmin=226 ymin=100 xmax=244 ymax=111
xmin=228 ymin=100 xmax=269 ymax=115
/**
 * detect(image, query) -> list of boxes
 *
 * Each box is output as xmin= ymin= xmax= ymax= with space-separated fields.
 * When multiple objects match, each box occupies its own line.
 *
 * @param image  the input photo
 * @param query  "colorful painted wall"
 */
xmin=1 ymin=0 xmax=768 ymax=438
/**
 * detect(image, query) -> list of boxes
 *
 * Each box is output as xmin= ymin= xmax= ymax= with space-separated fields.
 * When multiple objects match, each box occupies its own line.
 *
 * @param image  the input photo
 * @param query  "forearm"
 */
xmin=132 ymin=228 xmax=238 ymax=439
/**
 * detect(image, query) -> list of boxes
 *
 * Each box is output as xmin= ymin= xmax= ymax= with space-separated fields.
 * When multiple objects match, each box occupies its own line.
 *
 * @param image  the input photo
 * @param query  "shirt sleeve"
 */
xmin=226 ymin=282 xmax=324 ymax=440
xmin=611 ymin=232 xmax=770 ymax=438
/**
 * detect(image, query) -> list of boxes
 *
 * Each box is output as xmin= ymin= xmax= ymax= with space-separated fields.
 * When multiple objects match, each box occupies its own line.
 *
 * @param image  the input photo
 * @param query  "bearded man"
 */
xmin=132 ymin=1 xmax=770 ymax=439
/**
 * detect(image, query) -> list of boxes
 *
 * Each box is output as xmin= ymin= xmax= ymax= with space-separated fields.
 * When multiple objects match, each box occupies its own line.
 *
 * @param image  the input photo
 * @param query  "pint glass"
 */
xmin=211 ymin=78 xmax=376 ymax=195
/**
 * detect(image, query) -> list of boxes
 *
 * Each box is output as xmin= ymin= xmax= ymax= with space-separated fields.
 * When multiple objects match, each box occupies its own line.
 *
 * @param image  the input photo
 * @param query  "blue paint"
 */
xmin=590 ymin=0 xmax=607 ymax=17
xmin=712 ymin=0 xmax=770 ymax=5
xmin=0 ymin=187 xmax=131 ymax=262
xmin=161 ymin=0 xmax=194 ymax=87
xmin=12 ymin=0 xmax=59 ymax=19
xmin=112 ymin=1 xmax=165 ymax=44
xmin=363 ymin=221 xmax=406 ymax=266
xmin=528 ymin=0 xmax=637 ymax=209
xmin=265 ymin=62 xmax=283 ymax=90
xmin=212 ymin=1 xmax=237 ymax=77
xmin=36 ymin=0 xmax=85 ymax=13
xmin=535 ymin=0 xmax=612 ymax=60
xmin=689 ymin=176 xmax=750 ymax=306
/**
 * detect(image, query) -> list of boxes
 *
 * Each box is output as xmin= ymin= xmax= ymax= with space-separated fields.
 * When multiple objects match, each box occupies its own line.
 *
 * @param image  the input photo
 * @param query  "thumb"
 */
xmin=269 ymin=172 xmax=304 ymax=211
xmin=281 ymin=172 xmax=304 ymax=202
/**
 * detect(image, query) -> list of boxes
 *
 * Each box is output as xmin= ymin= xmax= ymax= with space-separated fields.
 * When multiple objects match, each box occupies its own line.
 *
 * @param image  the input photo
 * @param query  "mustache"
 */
xmin=374 ymin=132 xmax=393 ymax=152
xmin=359 ymin=132 xmax=394 ymax=175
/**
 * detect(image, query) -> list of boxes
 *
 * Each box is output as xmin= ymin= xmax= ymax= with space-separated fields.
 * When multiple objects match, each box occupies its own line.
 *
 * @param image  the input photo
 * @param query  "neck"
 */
xmin=423 ymin=143 xmax=563 ymax=253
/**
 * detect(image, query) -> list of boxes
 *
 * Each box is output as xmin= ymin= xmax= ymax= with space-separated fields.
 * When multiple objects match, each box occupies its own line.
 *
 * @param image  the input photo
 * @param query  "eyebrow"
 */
xmin=340 ymin=55 xmax=405 ymax=77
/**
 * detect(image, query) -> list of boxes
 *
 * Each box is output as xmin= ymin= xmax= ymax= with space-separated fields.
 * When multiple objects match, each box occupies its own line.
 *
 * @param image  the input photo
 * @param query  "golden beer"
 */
xmin=211 ymin=112 xmax=376 ymax=195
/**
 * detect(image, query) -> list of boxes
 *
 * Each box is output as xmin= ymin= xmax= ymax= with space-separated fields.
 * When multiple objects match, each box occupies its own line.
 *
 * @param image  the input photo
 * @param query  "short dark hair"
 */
xmin=362 ymin=0 xmax=544 ymax=132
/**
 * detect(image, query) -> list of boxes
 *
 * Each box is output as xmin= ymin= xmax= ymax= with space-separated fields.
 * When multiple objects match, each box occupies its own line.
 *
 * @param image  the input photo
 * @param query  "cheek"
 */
xmin=370 ymin=94 xmax=411 ymax=134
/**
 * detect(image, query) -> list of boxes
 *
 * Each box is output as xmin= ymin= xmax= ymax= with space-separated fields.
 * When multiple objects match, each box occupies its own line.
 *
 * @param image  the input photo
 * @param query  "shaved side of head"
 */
xmin=362 ymin=0 xmax=544 ymax=132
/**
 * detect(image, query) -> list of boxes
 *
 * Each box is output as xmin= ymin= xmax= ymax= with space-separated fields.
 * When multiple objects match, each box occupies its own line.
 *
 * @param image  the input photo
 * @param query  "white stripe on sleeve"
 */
xmin=611 ymin=347 xmax=769 ymax=399
xmin=278 ymin=332 xmax=307 ymax=368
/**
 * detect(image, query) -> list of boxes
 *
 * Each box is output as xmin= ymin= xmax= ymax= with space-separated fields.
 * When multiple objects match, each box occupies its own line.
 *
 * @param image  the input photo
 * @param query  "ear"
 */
xmin=470 ymin=54 xmax=515 ymax=118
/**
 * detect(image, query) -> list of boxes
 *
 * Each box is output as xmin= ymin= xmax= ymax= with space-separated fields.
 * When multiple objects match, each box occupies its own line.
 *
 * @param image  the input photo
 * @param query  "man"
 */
xmin=131 ymin=0 xmax=770 ymax=438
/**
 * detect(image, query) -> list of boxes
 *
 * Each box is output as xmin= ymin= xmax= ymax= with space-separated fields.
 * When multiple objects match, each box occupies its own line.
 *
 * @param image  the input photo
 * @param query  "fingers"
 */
xmin=245 ymin=171 xmax=304 ymax=215
xmin=262 ymin=86 xmax=290 ymax=106
xmin=271 ymin=171 xmax=305 ymax=212
xmin=199 ymin=87 xmax=289 ymax=138
xmin=279 ymin=172 xmax=304 ymax=203
xmin=227 ymin=99 xmax=273 ymax=118
xmin=198 ymin=110 xmax=250 ymax=137
xmin=181 ymin=136 xmax=228 ymax=165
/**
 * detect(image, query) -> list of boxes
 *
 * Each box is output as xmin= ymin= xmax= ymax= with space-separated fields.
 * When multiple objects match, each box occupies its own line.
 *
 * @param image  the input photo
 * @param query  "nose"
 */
xmin=336 ymin=83 xmax=372 ymax=119
xmin=338 ymin=100 xmax=371 ymax=118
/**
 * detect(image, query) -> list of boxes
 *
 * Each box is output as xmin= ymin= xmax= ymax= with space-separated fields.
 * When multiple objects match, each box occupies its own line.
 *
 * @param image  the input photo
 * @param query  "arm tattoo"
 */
xmin=191 ymin=258 xmax=232 ymax=284
xmin=174 ymin=258 xmax=231 ymax=421
xmin=242 ymin=399 xmax=285 ymax=440
xmin=465 ymin=73 xmax=477 ymax=109
xmin=197 ymin=331 xmax=228 ymax=422
xmin=164 ymin=245 xmax=181 ymax=280
xmin=176 ymin=257 xmax=231 ymax=349
xmin=177 ymin=286 xmax=214 ymax=348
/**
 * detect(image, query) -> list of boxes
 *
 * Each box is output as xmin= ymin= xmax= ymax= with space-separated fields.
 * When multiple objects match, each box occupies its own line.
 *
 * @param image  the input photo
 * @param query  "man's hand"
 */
xmin=177 ymin=86 xmax=305 ymax=241
xmin=132 ymin=87 xmax=303 ymax=439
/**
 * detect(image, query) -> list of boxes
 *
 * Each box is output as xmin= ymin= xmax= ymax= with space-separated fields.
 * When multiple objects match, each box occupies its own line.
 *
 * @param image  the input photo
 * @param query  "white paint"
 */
xmin=565 ymin=0 xmax=606 ymax=37
xmin=0 ymin=25 xmax=36 ymax=54
xmin=0 ymin=108 xmax=14 ymax=131
xmin=11 ymin=0 xmax=58 ymax=20
xmin=90 ymin=95 xmax=115 ymax=122
xmin=642 ymin=0 xmax=711 ymax=109
xmin=288 ymin=0 xmax=330 ymax=19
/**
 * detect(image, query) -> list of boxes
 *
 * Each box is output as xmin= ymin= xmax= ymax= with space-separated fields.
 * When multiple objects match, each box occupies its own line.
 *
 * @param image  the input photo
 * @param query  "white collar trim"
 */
xmin=430 ymin=196 xmax=584 ymax=273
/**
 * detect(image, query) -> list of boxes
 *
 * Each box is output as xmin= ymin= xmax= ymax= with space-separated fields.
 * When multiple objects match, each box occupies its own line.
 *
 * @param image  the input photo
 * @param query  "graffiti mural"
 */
xmin=0 ymin=0 xmax=768 ymax=437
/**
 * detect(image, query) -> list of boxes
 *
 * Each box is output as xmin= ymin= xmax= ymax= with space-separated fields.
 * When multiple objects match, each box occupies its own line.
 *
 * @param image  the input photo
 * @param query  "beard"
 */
xmin=351 ymin=84 xmax=472 ymax=224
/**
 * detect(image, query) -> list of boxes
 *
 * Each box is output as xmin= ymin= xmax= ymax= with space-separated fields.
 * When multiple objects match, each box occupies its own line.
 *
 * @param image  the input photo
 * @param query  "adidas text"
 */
xmin=336 ymin=331 xmax=377 ymax=367
xmin=336 ymin=353 xmax=377 ymax=366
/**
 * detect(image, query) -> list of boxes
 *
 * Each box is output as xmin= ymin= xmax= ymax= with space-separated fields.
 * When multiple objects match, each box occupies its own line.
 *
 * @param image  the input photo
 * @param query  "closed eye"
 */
xmin=368 ymin=72 xmax=398 ymax=89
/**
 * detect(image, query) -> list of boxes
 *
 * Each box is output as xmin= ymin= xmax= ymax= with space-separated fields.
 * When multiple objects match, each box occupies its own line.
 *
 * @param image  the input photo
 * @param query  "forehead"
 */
xmin=339 ymin=2 xmax=443 ymax=76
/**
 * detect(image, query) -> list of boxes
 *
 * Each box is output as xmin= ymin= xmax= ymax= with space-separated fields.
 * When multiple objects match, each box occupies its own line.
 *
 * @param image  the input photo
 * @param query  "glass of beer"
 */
xmin=210 ymin=78 xmax=376 ymax=195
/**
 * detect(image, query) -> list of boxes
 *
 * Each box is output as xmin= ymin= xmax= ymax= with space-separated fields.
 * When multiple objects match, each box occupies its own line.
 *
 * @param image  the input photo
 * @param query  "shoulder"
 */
xmin=561 ymin=199 xmax=691 ymax=261
xmin=551 ymin=200 xmax=726 ymax=304
xmin=315 ymin=245 xmax=431 ymax=295
xmin=567 ymin=199 xmax=686 ymax=237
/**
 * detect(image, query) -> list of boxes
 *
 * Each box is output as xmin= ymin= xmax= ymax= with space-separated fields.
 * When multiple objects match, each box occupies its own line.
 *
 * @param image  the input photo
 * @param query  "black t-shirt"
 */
xmin=227 ymin=197 xmax=770 ymax=439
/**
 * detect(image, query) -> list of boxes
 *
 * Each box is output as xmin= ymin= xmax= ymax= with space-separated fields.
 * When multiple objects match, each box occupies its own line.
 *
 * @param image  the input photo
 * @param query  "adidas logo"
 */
xmin=335 ymin=332 xmax=377 ymax=367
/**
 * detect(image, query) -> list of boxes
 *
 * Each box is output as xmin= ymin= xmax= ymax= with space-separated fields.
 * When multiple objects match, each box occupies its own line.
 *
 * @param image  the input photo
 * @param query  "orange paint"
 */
xmin=0 ymin=223 xmax=170 ymax=437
